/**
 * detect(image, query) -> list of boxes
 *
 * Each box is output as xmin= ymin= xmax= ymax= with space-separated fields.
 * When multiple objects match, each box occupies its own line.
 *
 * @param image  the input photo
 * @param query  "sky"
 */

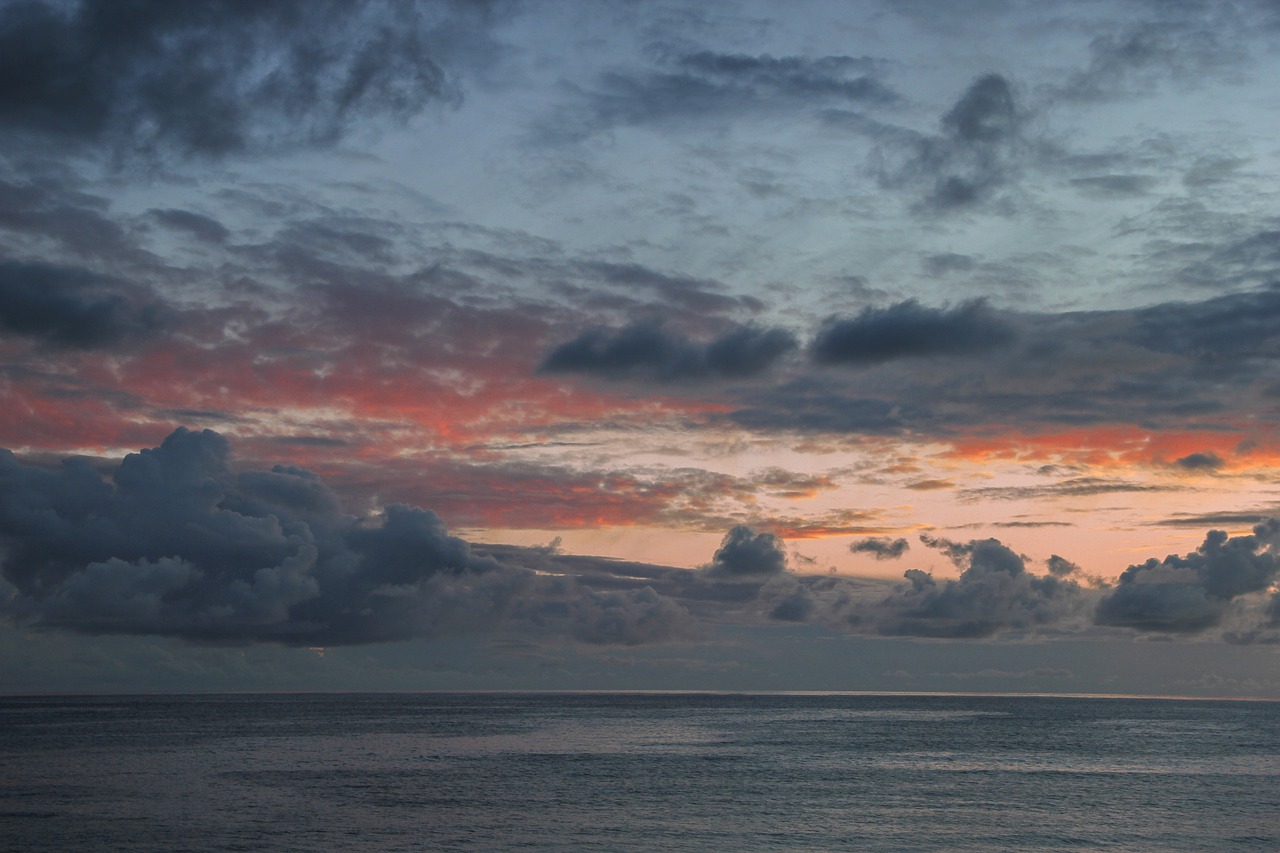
xmin=2 ymin=0 xmax=1280 ymax=697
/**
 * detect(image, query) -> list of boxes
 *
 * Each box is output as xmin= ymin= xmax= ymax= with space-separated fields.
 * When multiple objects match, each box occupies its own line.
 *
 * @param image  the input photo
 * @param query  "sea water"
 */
xmin=2 ymin=692 xmax=1278 ymax=851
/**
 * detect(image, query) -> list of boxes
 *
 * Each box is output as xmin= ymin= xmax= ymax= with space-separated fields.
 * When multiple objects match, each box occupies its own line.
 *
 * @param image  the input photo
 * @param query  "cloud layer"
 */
xmin=0 ymin=428 xmax=701 ymax=646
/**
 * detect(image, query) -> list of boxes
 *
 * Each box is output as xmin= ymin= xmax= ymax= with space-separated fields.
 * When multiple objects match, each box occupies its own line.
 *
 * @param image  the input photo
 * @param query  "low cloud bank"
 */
xmin=0 ymin=428 xmax=700 ymax=646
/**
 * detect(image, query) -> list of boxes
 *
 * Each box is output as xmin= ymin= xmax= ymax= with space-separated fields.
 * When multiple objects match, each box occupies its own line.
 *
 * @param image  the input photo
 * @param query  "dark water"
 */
xmin=2 ymin=692 xmax=1278 ymax=851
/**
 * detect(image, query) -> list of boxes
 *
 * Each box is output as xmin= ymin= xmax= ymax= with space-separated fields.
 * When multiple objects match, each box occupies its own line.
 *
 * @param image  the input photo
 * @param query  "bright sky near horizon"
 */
xmin=2 ymin=0 xmax=1280 ymax=696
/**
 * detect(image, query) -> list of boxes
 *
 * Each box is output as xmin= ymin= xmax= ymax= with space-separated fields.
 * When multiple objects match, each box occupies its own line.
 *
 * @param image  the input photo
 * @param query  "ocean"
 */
xmin=2 ymin=692 xmax=1278 ymax=851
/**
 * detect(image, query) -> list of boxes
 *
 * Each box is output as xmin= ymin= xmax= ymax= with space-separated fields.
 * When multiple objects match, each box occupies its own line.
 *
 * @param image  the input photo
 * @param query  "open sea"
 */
xmin=2 ymin=692 xmax=1278 ymax=852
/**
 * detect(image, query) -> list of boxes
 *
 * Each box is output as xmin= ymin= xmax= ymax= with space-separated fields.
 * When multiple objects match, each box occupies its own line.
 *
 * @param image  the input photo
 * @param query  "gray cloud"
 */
xmin=0 ymin=0 xmax=491 ymax=160
xmin=719 ymin=283 xmax=1280 ymax=439
xmin=703 ymin=525 xmax=788 ymax=578
xmin=870 ymin=535 xmax=1089 ymax=638
xmin=1095 ymin=519 xmax=1280 ymax=634
xmin=850 ymin=537 xmax=910 ymax=560
xmin=1046 ymin=555 xmax=1081 ymax=577
xmin=0 ymin=260 xmax=162 ymax=348
xmin=1175 ymin=452 xmax=1223 ymax=471
xmin=574 ymin=261 xmax=764 ymax=316
xmin=1053 ymin=18 xmax=1247 ymax=103
xmin=811 ymin=299 xmax=1014 ymax=366
xmin=149 ymin=208 xmax=230 ymax=244
xmin=541 ymin=321 xmax=795 ymax=383
xmin=768 ymin=535 xmax=1091 ymax=638
xmin=0 ymin=428 xmax=700 ymax=646
xmin=877 ymin=73 xmax=1029 ymax=212
xmin=545 ymin=48 xmax=896 ymax=142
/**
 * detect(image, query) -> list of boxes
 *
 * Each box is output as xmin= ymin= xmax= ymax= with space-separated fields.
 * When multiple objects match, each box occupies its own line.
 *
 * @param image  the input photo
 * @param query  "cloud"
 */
xmin=544 ymin=48 xmax=895 ymax=141
xmin=1095 ymin=519 xmax=1280 ymax=634
xmin=149 ymin=208 xmax=231 ymax=244
xmin=703 ymin=525 xmax=788 ymax=578
xmin=870 ymin=535 xmax=1089 ymax=638
xmin=961 ymin=478 xmax=1178 ymax=502
xmin=1053 ymin=18 xmax=1247 ymax=103
xmin=851 ymin=537 xmax=910 ymax=560
xmin=0 ymin=0 xmax=490 ymax=160
xmin=0 ymin=427 xmax=700 ymax=646
xmin=541 ymin=321 xmax=795 ymax=382
xmin=1046 ymin=555 xmax=1081 ymax=577
xmin=1134 ymin=284 xmax=1280 ymax=360
xmin=1175 ymin=451 xmax=1223 ymax=471
xmin=811 ymin=299 xmax=1014 ymax=366
xmin=0 ymin=260 xmax=162 ymax=347
xmin=876 ymin=73 xmax=1029 ymax=212
xmin=573 ymin=261 xmax=764 ymax=316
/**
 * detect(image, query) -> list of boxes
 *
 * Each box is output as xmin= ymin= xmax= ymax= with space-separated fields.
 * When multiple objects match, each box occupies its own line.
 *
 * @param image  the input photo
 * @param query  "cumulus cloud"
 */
xmin=0 ymin=428 xmax=699 ymax=646
xmin=541 ymin=321 xmax=796 ymax=382
xmin=868 ymin=535 xmax=1089 ymax=638
xmin=1095 ymin=519 xmax=1280 ymax=634
xmin=851 ymin=537 xmax=910 ymax=560
xmin=0 ymin=0 xmax=492 ymax=159
xmin=811 ymin=299 xmax=1014 ymax=366
xmin=703 ymin=525 xmax=788 ymax=578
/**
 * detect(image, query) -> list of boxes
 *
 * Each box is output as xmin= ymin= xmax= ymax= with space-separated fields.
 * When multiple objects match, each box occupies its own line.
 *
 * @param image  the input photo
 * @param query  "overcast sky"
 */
xmin=3 ymin=0 xmax=1280 ymax=696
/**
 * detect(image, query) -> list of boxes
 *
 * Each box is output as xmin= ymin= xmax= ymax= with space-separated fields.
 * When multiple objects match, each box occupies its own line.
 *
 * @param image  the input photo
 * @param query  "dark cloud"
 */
xmin=545 ymin=49 xmax=895 ymax=141
xmin=703 ymin=525 xmax=788 ymax=578
xmin=811 ymin=299 xmax=1014 ymax=366
xmin=0 ymin=260 xmax=162 ymax=347
xmin=1046 ymin=555 xmax=1080 ymax=577
xmin=149 ymin=208 xmax=230 ymax=244
xmin=871 ymin=535 xmax=1088 ymax=638
xmin=706 ymin=283 xmax=1280 ymax=438
xmin=1175 ymin=452 xmax=1223 ymax=471
xmin=541 ymin=321 xmax=795 ymax=383
xmin=1135 ymin=282 xmax=1280 ymax=359
xmin=1096 ymin=520 xmax=1280 ymax=634
xmin=877 ymin=73 xmax=1029 ymax=212
xmin=0 ymin=0 xmax=490 ymax=160
xmin=0 ymin=428 xmax=700 ymax=646
xmin=763 ymin=537 xmax=1089 ymax=639
xmin=0 ymin=176 xmax=144 ymax=261
xmin=851 ymin=537 xmax=910 ymax=560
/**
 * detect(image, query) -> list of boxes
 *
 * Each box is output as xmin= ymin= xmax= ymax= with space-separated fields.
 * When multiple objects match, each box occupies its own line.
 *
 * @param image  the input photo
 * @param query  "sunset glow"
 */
xmin=3 ymin=0 xmax=1280 ymax=696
